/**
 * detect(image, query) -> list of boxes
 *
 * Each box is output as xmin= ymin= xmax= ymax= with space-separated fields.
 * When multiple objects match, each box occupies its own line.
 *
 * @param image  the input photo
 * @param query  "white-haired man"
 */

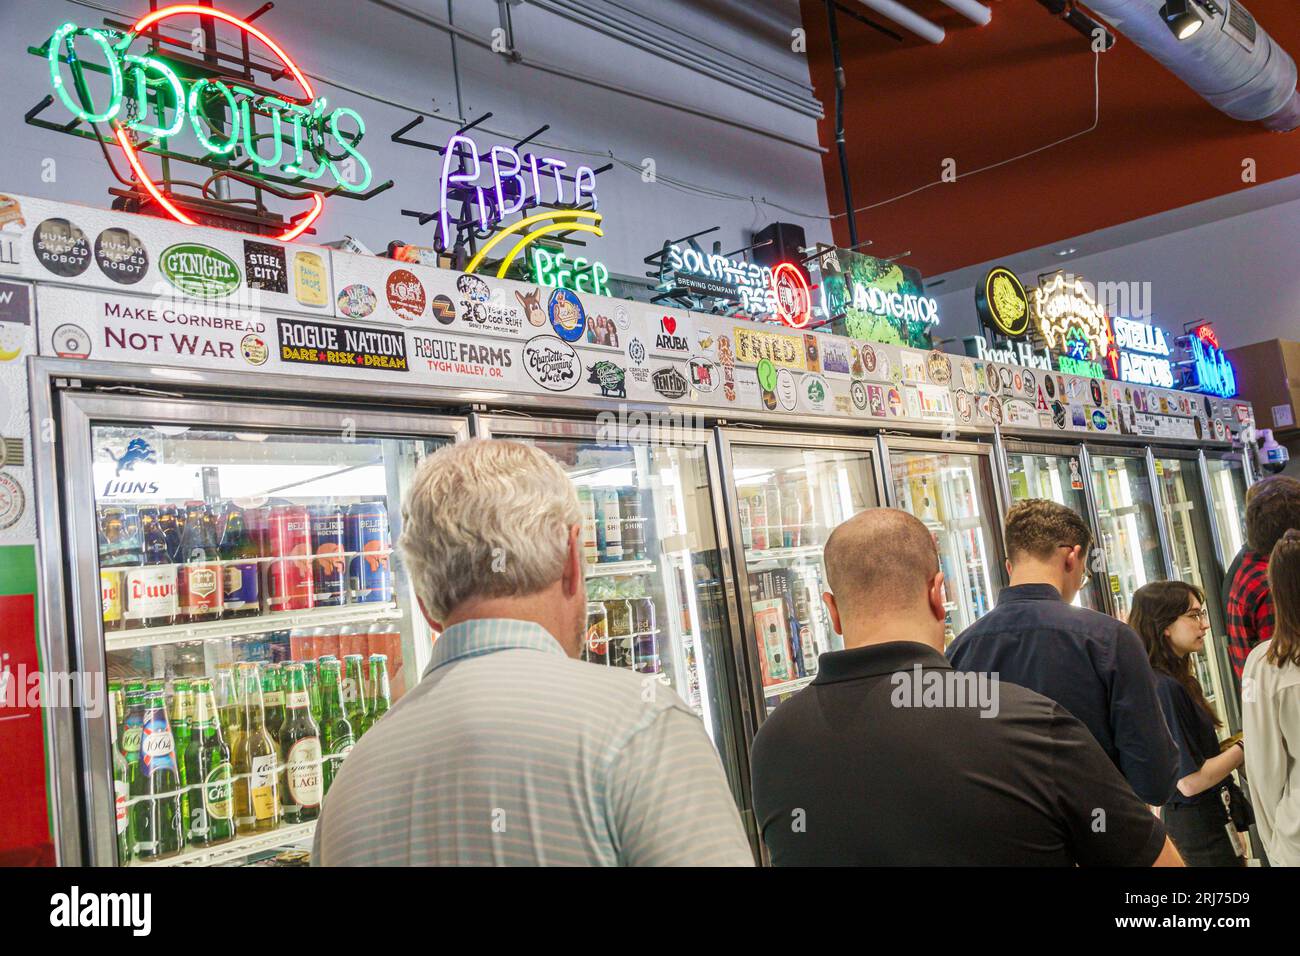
xmin=313 ymin=439 xmax=754 ymax=866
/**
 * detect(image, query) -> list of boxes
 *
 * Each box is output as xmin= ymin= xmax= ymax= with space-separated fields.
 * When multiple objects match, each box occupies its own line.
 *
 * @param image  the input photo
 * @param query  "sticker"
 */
xmin=457 ymin=274 xmax=491 ymax=302
xmin=655 ymin=316 xmax=691 ymax=353
xmin=427 ymin=294 xmax=456 ymax=326
xmin=885 ymin=387 xmax=903 ymax=417
xmin=1090 ymin=379 xmax=1103 ymax=408
xmin=867 ymin=385 xmax=886 ymax=417
xmin=293 ymin=252 xmax=327 ymax=307
xmin=652 ymin=366 xmax=689 ymax=400
xmin=614 ymin=306 xmax=630 ymax=332
xmin=822 ymin=340 xmax=851 ymax=375
xmin=386 ymin=269 xmax=426 ymax=321
xmin=802 ymin=374 xmax=828 ymax=411
xmin=586 ymin=314 xmax=619 ymax=348
xmin=160 ymin=243 xmax=241 ymax=298
xmin=0 ymin=471 xmax=25 ymax=530
xmin=926 ymin=351 xmax=951 ymax=385
xmin=586 ymin=361 xmax=627 ymax=398
xmin=850 ymin=380 xmax=868 ymax=411
xmin=514 ymin=288 xmax=547 ymax=327
xmin=336 ymin=283 xmax=377 ymax=319
xmin=954 ymin=389 xmax=973 ymax=423
xmin=986 ymin=367 xmax=1002 ymax=396
xmin=1194 ymin=417 xmax=1203 ymax=440
xmin=1071 ymin=405 xmax=1087 ymax=428
xmin=998 ymin=366 xmax=1013 ymax=391
xmin=1036 ymin=386 xmax=1049 ymax=411
xmin=855 ymin=343 xmax=875 ymax=376
xmin=548 ymin=288 xmax=586 ymax=342
xmin=696 ymin=329 xmax=715 ymax=353
xmin=960 ymin=360 xmax=977 ymax=392
xmin=1092 ymin=409 xmax=1108 ymax=431
xmin=1214 ymin=419 xmax=1226 ymax=440
xmin=688 ymin=356 xmax=720 ymax=392
xmin=628 ymin=337 xmax=647 ymax=366
xmin=0 ymin=282 xmax=31 ymax=362
xmin=776 ymin=368 xmax=797 ymax=411
xmin=412 ymin=335 xmax=512 ymax=379
xmin=734 ymin=326 xmax=804 ymax=369
xmin=94 ymin=228 xmax=148 ymax=285
xmin=1013 ymin=371 xmax=1023 ymax=393
xmin=900 ymin=350 xmax=927 ymax=383
xmin=756 ymin=358 xmax=777 ymax=394
xmin=51 ymin=322 xmax=91 ymax=359
xmin=277 ymin=317 xmax=408 ymax=372
xmin=1043 ymin=375 xmax=1056 ymax=399
xmin=1069 ymin=459 xmax=1083 ymax=490
xmin=240 ymin=334 xmax=269 ymax=366
xmin=33 ymin=218 xmax=91 ymax=277
xmin=0 ymin=194 xmax=26 ymax=231
xmin=523 ymin=335 xmax=580 ymax=391
xmin=243 ymin=241 xmax=287 ymax=293
xmin=803 ymin=334 xmax=821 ymax=373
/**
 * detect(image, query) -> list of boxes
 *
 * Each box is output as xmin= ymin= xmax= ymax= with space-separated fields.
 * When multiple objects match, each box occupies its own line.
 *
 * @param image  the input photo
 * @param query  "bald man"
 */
xmin=749 ymin=509 xmax=1183 ymax=867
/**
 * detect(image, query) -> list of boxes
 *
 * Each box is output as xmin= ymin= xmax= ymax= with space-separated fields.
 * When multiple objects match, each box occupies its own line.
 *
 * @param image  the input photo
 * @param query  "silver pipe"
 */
xmin=854 ymin=0 xmax=946 ymax=43
xmin=937 ymin=0 xmax=993 ymax=25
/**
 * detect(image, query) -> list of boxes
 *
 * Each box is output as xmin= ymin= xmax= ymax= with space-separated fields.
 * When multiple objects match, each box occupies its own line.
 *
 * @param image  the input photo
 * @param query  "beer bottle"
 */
xmin=301 ymin=659 xmax=321 ymax=723
xmin=261 ymin=662 xmax=285 ymax=740
xmin=214 ymin=664 xmax=241 ymax=749
xmin=232 ymin=663 xmax=279 ymax=834
xmin=177 ymin=502 xmax=223 ymax=623
xmin=125 ymin=508 xmax=177 ymax=628
xmin=169 ymin=679 xmax=194 ymax=827
xmin=183 ymin=679 xmax=235 ymax=847
xmin=318 ymin=660 xmax=355 ymax=795
xmin=342 ymin=654 xmax=369 ymax=738
xmin=109 ymin=680 xmax=124 ymax=731
xmin=157 ymin=505 xmax=183 ymax=563
xmin=363 ymin=654 xmax=391 ymax=735
xmin=109 ymin=688 xmax=131 ymax=864
xmin=219 ymin=504 xmax=261 ymax=618
xmin=279 ymin=663 xmax=323 ymax=824
xmin=98 ymin=506 xmax=134 ymax=633
xmin=128 ymin=688 xmax=184 ymax=860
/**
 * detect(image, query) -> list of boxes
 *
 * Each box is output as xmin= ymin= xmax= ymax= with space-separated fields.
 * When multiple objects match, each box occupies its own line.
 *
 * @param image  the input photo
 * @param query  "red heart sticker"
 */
xmin=662 ymin=316 xmax=676 ymax=335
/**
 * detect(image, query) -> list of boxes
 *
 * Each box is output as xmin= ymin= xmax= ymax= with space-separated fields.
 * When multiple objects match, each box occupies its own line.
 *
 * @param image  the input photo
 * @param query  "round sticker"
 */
xmin=456 ymin=273 xmax=491 ymax=302
xmin=33 ymin=218 xmax=91 ymax=277
xmin=851 ymin=380 xmax=868 ymax=411
xmin=756 ymin=358 xmax=778 ymax=393
xmin=1043 ymin=375 xmax=1056 ymax=399
xmin=926 ymin=351 xmax=951 ymax=385
xmin=336 ymin=283 xmax=377 ymax=318
xmin=988 ymin=396 xmax=1004 ymax=425
xmin=955 ymin=389 xmax=973 ymax=423
xmin=1022 ymin=371 xmax=1036 ymax=395
xmin=430 ymin=294 xmax=457 ymax=325
xmin=386 ymin=269 xmax=426 ymax=321
xmin=0 ymin=471 xmax=25 ymax=531
xmin=51 ymin=323 xmax=92 ymax=359
xmin=859 ymin=343 xmax=877 ymax=374
xmin=240 ymin=334 xmax=269 ymax=366
xmin=548 ymin=289 xmax=586 ymax=342
xmin=775 ymin=368 xmax=797 ymax=411
xmin=614 ymin=305 xmax=630 ymax=332
xmin=1090 ymin=379 xmax=1103 ymax=407
xmin=94 ymin=228 xmax=148 ymax=284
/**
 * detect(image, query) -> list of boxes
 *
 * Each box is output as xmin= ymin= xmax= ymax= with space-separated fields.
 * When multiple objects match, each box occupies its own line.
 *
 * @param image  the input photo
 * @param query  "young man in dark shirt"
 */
xmin=947 ymin=499 xmax=1178 ymax=806
xmin=750 ymin=508 xmax=1182 ymax=867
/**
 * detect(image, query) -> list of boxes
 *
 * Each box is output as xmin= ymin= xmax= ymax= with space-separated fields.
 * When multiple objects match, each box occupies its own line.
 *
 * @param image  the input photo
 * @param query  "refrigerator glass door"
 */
xmin=1205 ymin=456 xmax=1249 ymax=561
xmin=727 ymin=442 xmax=879 ymax=714
xmin=1005 ymin=450 xmax=1104 ymax=611
xmin=67 ymin=395 xmax=459 ymax=867
xmin=1154 ymin=457 xmax=1237 ymax=732
xmin=1088 ymin=454 xmax=1165 ymax=620
xmin=888 ymin=450 xmax=1001 ymax=647
xmin=479 ymin=426 xmax=742 ymax=789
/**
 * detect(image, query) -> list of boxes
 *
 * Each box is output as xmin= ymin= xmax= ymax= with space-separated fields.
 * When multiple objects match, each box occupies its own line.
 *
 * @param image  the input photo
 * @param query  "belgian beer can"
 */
xmin=267 ymin=505 xmax=314 ymax=612
xmin=345 ymin=502 xmax=393 ymax=603
xmin=310 ymin=505 xmax=348 ymax=606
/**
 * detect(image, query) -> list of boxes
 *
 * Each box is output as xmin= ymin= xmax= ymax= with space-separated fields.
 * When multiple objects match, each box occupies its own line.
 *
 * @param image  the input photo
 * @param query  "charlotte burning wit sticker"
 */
xmin=277 ymin=317 xmax=408 ymax=372
xmin=523 ymin=336 xmax=581 ymax=391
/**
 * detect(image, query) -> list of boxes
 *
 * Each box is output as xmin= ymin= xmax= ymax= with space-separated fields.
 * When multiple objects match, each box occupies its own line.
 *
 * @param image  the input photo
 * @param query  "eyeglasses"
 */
xmin=1183 ymin=608 xmax=1209 ymax=622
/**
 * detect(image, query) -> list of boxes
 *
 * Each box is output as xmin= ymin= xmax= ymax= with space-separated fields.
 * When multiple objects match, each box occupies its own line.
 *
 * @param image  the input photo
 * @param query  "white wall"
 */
xmin=2 ymin=0 xmax=832 ymax=278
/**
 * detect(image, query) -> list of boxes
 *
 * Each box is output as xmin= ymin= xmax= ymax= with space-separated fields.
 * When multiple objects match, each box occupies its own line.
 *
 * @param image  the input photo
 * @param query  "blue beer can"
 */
xmin=345 ymin=502 xmax=393 ymax=603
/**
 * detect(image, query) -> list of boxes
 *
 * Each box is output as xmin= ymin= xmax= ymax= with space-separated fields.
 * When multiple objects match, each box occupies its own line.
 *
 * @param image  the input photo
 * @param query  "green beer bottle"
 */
xmin=169 ymin=679 xmax=194 ymax=827
xmin=302 ymin=659 xmax=321 ymax=723
xmin=342 ymin=654 xmax=369 ymax=738
xmin=231 ymin=663 xmax=280 ymax=834
xmin=215 ymin=664 xmax=241 ymax=754
xmin=262 ymin=662 xmax=285 ymax=741
xmin=183 ymin=679 xmax=235 ymax=846
xmin=109 ymin=690 xmax=131 ymax=865
xmin=279 ymin=663 xmax=323 ymax=824
xmin=318 ymin=660 xmax=355 ymax=795
xmin=363 ymin=654 xmax=391 ymax=735
xmin=128 ymin=688 xmax=184 ymax=860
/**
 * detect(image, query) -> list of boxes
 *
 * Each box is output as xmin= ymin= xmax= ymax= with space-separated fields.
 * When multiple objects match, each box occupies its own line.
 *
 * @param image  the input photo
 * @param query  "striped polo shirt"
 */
xmin=312 ymin=617 xmax=754 ymax=866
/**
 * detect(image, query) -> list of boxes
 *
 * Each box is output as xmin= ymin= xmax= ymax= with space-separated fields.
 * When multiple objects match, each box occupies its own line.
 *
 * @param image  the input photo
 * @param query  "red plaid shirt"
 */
xmin=1226 ymin=549 xmax=1274 ymax=680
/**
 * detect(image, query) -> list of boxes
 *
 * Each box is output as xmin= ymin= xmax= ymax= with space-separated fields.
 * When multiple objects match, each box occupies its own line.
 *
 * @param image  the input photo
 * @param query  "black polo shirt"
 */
xmin=947 ymin=583 xmax=1179 ymax=806
xmin=750 ymin=641 xmax=1168 ymax=866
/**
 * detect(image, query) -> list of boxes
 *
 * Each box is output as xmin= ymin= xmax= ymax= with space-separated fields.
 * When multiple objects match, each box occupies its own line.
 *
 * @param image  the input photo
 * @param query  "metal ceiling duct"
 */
xmin=1082 ymin=0 xmax=1300 ymax=130
xmin=938 ymin=0 xmax=993 ymax=25
xmin=854 ymin=0 xmax=946 ymax=44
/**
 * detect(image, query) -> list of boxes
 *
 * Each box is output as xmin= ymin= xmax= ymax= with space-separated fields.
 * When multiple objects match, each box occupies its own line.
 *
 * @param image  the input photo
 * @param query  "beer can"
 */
xmin=749 ymin=492 xmax=768 ymax=551
xmin=101 ymin=570 xmax=125 ymax=632
xmin=631 ymin=597 xmax=656 ymax=637
xmin=310 ymin=505 xmax=348 ymax=607
xmin=604 ymin=600 xmax=633 ymax=669
xmin=345 ymin=502 xmax=393 ymax=604
xmin=267 ymin=505 xmax=314 ymax=613
xmin=578 ymin=490 xmax=599 ymax=566
xmin=584 ymin=602 xmax=609 ymax=666
xmin=618 ymin=489 xmax=646 ymax=561
xmin=633 ymin=631 xmax=661 ymax=675
xmin=601 ymin=490 xmax=623 ymax=562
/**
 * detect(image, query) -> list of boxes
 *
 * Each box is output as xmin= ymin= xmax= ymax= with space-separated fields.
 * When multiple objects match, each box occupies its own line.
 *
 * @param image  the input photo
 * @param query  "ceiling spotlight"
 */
xmin=1055 ymin=248 xmax=1077 ymax=257
xmin=1160 ymin=0 xmax=1204 ymax=40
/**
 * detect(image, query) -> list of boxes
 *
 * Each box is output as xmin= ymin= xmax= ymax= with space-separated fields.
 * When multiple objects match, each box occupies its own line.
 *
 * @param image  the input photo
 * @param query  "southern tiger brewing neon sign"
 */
xmin=44 ymin=6 xmax=372 ymax=240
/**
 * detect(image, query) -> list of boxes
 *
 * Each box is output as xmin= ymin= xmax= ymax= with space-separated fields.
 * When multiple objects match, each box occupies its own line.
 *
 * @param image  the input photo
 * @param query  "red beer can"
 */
xmin=266 ymin=505 xmax=315 ymax=612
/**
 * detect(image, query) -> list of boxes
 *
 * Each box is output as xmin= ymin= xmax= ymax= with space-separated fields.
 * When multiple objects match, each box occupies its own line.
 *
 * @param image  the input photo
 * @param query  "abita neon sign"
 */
xmin=45 ymin=5 xmax=372 ymax=240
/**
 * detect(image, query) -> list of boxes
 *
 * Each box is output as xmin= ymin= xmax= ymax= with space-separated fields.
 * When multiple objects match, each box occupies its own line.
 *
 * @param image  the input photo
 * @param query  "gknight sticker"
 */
xmin=413 ymin=335 xmax=513 ymax=379
xmin=515 ymin=288 xmax=547 ymax=327
xmin=51 ymin=322 xmax=91 ymax=359
xmin=803 ymin=334 xmax=821 ymax=373
xmin=293 ymin=252 xmax=327 ymax=307
xmin=277 ymin=317 xmax=408 ymax=372
xmin=336 ymin=284 xmax=377 ymax=319
xmin=160 ymin=243 xmax=242 ymax=298
xmin=240 ymin=334 xmax=269 ymax=366
xmin=430 ymin=295 xmax=456 ymax=326
xmin=802 ymin=374 xmax=828 ymax=411
xmin=523 ymin=335 xmax=581 ymax=391
xmin=655 ymin=316 xmax=691 ymax=354
xmin=652 ymin=366 xmax=689 ymax=401
xmin=926 ymin=351 xmax=951 ymax=385
xmin=586 ymin=313 xmax=619 ymax=348
xmin=94 ymin=228 xmax=148 ymax=285
xmin=775 ymin=368 xmax=797 ymax=411
xmin=33 ymin=218 xmax=91 ymax=277
xmin=688 ymin=356 xmax=719 ymax=393
xmin=244 ymin=241 xmax=287 ymax=294
xmin=0 ymin=470 xmax=24 ymax=530
xmin=587 ymin=360 xmax=627 ymax=398
xmin=822 ymin=339 xmax=851 ymax=375
xmin=548 ymin=288 xmax=586 ymax=343
xmin=386 ymin=269 xmax=426 ymax=321
xmin=851 ymin=380 xmax=868 ymax=411
xmin=867 ymin=384 xmax=886 ymax=417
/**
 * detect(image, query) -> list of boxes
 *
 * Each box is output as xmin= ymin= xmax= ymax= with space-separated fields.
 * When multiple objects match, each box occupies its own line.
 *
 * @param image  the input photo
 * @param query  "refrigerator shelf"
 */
xmin=130 ymin=821 xmax=316 ymax=868
xmin=585 ymin=559 xmax=657 ymax=578
xmin=745 ymin=544 xmax=825 ymax=565
xmin=763 ymin=674 xmax=817 ymax=698
xmin=104 ymin=602 xmax=403 ymax=652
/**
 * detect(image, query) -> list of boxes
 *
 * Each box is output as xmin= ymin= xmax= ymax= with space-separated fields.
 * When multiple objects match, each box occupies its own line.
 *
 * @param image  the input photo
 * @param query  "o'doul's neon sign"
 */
xmin=44 ymin=6 xmax=372 ymax=240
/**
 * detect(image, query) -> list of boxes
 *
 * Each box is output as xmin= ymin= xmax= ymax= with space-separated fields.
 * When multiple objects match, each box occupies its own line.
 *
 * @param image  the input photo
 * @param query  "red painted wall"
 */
xmin=801 ymin=0 xmax=1300 ymax=277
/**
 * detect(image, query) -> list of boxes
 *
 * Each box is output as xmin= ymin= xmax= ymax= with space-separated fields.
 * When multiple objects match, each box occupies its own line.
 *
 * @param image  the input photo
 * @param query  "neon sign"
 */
xmin=665 ymin=244 xmax=776 ymax=317
xmin=849 ymin=282 xmax=939 ymax=327
xmin=975 ymin=266 xmax=1029 ymax=339
xmin=1182 ymin=325 xmax=1237 ymax=398
xmin=43 ymin=7 xmax=373 ymax=240
xmin=1109 ymin=316 xmax=1174 ymax=388
xmin=1033 ymin=274 xmax=1110 ymax=379
xmin=438 ymin=135 xmax=598 ymax=251
xmin=771 ymin=263 xmax=812 ymax=329
xmin=529 ymin=247 xmax=610 ymax=296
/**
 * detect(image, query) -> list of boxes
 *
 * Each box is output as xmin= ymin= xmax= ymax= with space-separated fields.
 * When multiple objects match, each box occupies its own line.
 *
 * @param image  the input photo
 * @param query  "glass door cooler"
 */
xmin=716 ymin=431 xmax=883 ymax=719
xmin=43 ymin=380 xmax=465 ymax=867
xmin=1204 ymin=452 xmax=1250 ymax=565
xmin=1086 ymin=448 xmax=1166 ymax=621
xmin=1000 ymin=441 xmax=1108 ymax=612
xmin=471 ymin=416 xmax=750 ymax=807
xmin=1152 ymin=452 xmax=1240 ymax=732
xmin=882 ymin=438 xmax=1005 ymax=648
